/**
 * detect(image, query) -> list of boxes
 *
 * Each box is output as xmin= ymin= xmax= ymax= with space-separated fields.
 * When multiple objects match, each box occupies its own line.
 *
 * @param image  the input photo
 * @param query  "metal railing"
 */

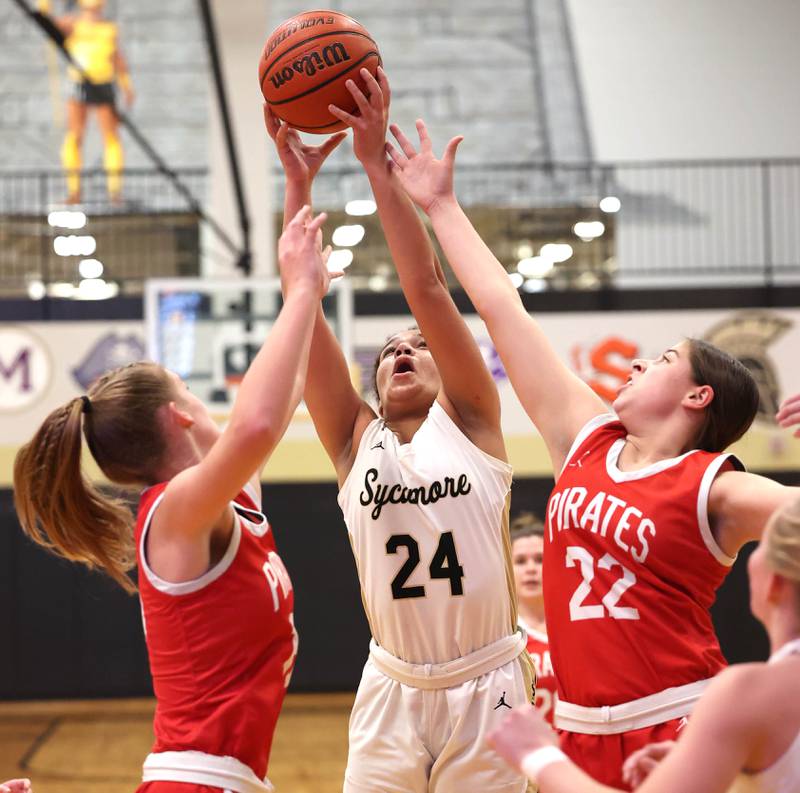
xmin=277 ymin=157 xmax=800 ymax=289
xmin=0 ymin=168 xmax=206 ymax=297
xmin=1 ymin=158 xmax=798 ymax=298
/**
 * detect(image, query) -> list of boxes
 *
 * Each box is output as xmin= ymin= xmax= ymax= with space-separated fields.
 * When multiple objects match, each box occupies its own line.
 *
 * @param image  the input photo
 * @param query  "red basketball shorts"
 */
xmin=559 ymin=717 xmax=685 ymax=790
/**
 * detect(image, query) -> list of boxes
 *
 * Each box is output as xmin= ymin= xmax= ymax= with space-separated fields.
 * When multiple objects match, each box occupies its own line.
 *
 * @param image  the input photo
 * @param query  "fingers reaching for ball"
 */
xmin=263 ymin=105 xmax=281 ymax=141
xmin=264 ymin=103 xmax=348 ymax=186
xmin=278 ymin=207 xmax=342 ymax=296
xmin=385 ymin=120 xmax=464 ymax=214
xmin=328 ymin=67 xmax=392 ymax=167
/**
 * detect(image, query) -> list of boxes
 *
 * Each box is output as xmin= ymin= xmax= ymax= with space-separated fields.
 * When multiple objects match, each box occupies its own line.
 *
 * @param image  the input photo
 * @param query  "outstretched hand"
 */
xmin=385 ymin=119 xmax=463 ymax=214
xmin=328 ymin=66 xmax=391 ymax=168
xmin=776 ymin=393 xmax=800 ymax=437
xmin=264 ymin=106 xmax=347 ymax=187
xmin=486 ymin=704 xmax=559 ymax=771
xmin=278 ymin=205 xmax=339 ymax=299
xmin=621 ymin=740 xmax=676 ymax=788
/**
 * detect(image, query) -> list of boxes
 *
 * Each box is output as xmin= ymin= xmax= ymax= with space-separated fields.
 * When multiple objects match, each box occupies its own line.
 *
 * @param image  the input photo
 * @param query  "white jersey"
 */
xmin=728 ymin=640 xmax=800 ymax=793
xmin=728 ymin=731 xmax=800 ymax=793
xmin=338 ymin=401 xmax=516 ymax=665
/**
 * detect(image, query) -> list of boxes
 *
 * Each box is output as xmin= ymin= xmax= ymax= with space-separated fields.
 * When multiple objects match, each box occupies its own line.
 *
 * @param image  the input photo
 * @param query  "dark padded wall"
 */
xmin=2 ymin=471 xmax=792 ymax=699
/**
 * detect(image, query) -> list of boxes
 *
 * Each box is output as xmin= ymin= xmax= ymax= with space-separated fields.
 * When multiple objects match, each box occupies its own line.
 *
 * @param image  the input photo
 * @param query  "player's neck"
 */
xmin=518 ymin=599 xmax=546 ymax=635
xmin=154 ymin=437 xmax=203 ymax=483
xmin=381 ymin=414 xmax=427 ymax=445
xmin=618 ymin=427 xmax=694 ymax=470
xmin=766 ymin=603 xmax=800 ymax=657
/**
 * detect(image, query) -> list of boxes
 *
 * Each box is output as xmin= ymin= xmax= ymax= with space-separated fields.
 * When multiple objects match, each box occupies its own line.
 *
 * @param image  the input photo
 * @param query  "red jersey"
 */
xmin=543 ymin=414 xmax=740 ymax=708
xmin=520 ymin=620 xmax=557 ymax=726
xmin=135 ymin=482 xmax=297 ymax=781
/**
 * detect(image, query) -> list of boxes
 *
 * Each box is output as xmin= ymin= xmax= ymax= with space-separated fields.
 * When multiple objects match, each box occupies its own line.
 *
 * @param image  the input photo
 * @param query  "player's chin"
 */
xmin=611 ymin=390 xmax=629 ymax=412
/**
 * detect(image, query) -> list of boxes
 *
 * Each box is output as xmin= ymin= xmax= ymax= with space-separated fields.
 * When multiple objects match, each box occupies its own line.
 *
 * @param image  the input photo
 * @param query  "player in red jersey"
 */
xmin=13 ymin=206 xmax=336 ymax=793
xmin=511 ymin=512 xmax=557 ymax=726
xmin=384 ymin=120 xmax=800 ymax=788
xmin=487 ymin=492 xmax=800 ymax=793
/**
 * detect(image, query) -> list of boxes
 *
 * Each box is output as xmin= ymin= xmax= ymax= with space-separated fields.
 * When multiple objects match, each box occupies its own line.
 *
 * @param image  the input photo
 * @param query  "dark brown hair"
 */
xmin=510 ymin=511 xmax=545 ymax=545
xmin=687 ymin=338 xmax=760 ymax=453
xmin=13 ymin=362 xmax=175 ymax=592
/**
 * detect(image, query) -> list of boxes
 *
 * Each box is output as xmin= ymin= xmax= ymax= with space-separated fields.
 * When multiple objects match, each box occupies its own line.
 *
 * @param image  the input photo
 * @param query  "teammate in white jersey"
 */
xmin=487 ymin=491 xmax=800 ymax=793
xmin=266 ymin=68 xmax=533 ymax=793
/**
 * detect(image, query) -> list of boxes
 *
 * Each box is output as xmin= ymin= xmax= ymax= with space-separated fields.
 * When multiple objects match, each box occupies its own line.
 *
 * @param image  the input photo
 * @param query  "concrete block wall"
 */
xmin=0 ymin=0 xmax=208 ymax=173
xmin=267 ymin=0 xmax=592 ymax=207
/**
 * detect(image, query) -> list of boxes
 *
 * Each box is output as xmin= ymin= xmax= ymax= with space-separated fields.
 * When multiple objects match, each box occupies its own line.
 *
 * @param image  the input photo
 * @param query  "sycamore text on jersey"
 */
xmin=359 ymin=467 xmax=473 ymax=520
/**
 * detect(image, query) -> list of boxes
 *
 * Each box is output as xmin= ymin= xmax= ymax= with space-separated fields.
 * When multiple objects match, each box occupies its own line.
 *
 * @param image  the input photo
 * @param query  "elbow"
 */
xmin=476 ymin=286 xmax=525 ymax=327
xmin=228 ymin=416 xmax=282 ymax=463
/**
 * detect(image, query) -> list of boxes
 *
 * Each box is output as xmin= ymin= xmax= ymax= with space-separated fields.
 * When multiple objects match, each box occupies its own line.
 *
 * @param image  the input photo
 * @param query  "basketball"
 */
xmin=258 ymin=10 xmax=381 ymax=134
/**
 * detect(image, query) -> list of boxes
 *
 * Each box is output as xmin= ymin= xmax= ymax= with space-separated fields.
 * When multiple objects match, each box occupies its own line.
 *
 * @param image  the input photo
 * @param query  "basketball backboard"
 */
xmin=144 ymin=277 xmax=353 ymax=415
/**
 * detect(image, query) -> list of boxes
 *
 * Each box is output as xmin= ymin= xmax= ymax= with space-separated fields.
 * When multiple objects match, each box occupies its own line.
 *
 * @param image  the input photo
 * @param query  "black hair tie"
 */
xmin=80 ymin=395 xmax=92 ymax=414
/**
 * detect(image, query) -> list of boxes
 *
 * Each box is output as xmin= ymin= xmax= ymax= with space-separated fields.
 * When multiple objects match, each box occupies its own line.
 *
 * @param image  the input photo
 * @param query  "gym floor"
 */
xmin=0 ymin=693 xmax=353 ymax=792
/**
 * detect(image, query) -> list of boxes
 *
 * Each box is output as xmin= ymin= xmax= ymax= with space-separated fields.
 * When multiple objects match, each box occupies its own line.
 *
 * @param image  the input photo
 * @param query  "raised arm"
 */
xmin=265 ymin=107 xmax=375 ymax=482
xmin=329 ymin=69 xmax=504 ymax=456
xmin=156 ymin=207 xmax=330 ymax=536
xmin=35 ymin=1 xmax=74 ymax=39
xmin=386 ymin=121 xmax=607 ymax=473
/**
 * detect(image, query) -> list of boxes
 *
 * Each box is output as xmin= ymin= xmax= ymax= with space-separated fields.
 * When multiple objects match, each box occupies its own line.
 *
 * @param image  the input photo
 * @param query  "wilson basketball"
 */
xmin=258 ymin=10 xmax=381 ymax=134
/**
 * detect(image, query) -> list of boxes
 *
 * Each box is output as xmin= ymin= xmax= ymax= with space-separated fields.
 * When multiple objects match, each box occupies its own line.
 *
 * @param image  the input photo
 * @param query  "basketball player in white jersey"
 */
xmin=384 ymin=118 xmax=800 ymax=788
xmin=266 ymin=68 xmax=534 ymax=793
xmin=487 ymin=491 xmax=800 ymax=793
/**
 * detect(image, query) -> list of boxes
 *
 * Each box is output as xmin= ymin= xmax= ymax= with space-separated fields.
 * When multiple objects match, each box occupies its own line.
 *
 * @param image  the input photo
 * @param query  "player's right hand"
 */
xmin=621 ymin=740 xmax=676 ymax=788
xmin=278 ymin=206 xmax=338 ymax=299
xmin=328 ymin=66 xmax=391 ymax=168
xmin=263 ymin=106 xmax=347 ymax=187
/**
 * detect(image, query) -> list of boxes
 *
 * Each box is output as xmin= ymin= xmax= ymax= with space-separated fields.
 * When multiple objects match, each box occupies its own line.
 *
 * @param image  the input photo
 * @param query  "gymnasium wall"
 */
xmin=566 ymin=0 xmax=800 ymax=160
xmin=1 ymin=290 xmax=798 ymax=698
xmin=0 ymin=0 xmax=208 ymax=171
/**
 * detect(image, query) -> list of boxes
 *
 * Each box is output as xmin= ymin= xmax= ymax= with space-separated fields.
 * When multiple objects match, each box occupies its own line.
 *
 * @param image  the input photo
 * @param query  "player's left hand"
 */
xmin=385 ymin=119 xmax=463 ymax=215
xmin=776 ymin=393 xmax=800 ymax=437
xmin=264 ymin=106 xmax=347 ymax=187
xmin=622 ymin=740 xmax=676 ymax=788
xmin=328 ymin=66 xmax=391 ymax=168
xmin=278 ymin=206 xmax=339 ymax=299
xmin=486 ymin=704 xmax=558 ymax=770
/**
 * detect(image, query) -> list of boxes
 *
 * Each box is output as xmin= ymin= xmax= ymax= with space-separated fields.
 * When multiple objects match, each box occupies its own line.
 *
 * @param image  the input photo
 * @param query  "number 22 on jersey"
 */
xmin=566 ymin=546 xmax=639 ymax=621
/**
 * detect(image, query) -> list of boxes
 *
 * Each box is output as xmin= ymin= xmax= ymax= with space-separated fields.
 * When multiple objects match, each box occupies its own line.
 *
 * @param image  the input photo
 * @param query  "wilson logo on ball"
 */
xmin=269 ymin=43 xmax=351 ymax=89
xmin=259 ymin=10 xmax=381 ymax=134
